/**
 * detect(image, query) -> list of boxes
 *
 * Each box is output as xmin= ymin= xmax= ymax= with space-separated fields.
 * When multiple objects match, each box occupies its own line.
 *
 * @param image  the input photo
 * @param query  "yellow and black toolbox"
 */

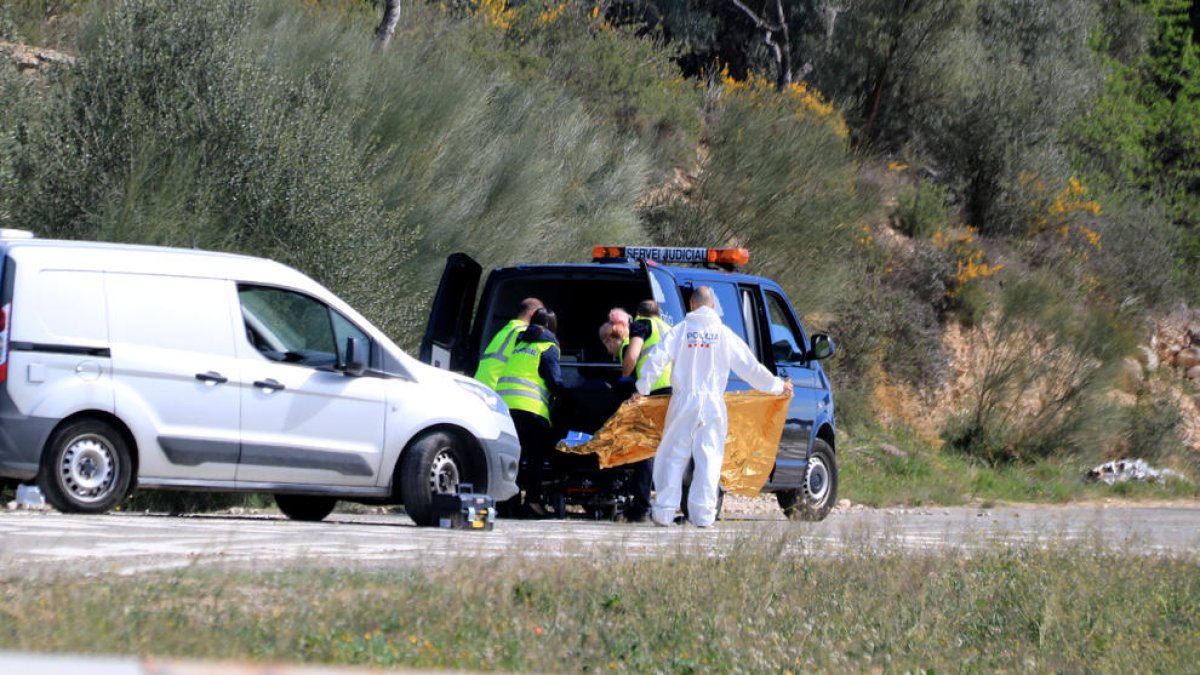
xmin=432 ymin=484 xmax=496 ymax=530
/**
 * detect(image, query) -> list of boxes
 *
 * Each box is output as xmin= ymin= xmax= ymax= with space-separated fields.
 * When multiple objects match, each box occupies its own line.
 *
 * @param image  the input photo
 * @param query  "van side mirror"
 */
xmin=807 ymin=334 xmax=836 ymax=361
xmin=340 ymin=337 xmax=366 ymax=376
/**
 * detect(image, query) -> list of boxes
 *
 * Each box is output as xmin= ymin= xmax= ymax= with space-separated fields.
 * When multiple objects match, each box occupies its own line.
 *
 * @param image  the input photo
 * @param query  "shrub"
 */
xmin=893 ymin=179 xmax=952 ymax=240
xmin=944 ymin=271 xmax=1137 ymax=464
xmin=643 ymin=68 xmax=875 ymax=315
xmin=11 ymin=0 xmax=652 ymax=344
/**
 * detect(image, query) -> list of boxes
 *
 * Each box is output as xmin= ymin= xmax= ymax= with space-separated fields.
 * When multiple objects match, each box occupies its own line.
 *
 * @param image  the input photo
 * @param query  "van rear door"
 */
xmin=420 ymin=253 xmax=481 ymax=372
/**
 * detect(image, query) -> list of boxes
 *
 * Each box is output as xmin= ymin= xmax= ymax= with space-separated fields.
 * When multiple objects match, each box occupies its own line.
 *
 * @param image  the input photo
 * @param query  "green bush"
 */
xmin=643 ymin=73 xmax=875 ymax=316
xmin=455 ymin=0 xmax=703 ymax=174
xmin=1112 ymin=388 xmax=1187 ymax=464
xmin=944 ymin=271 xmax=1137 ymax=464
xmin=10 ymin=0 xmax=652 ymax=344
xmin=893 ymin=180 xmax=951 ymax=240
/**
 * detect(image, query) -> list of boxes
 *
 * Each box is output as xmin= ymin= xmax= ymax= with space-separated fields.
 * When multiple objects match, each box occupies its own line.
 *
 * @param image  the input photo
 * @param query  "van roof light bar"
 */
xmin=591 ymin=245 xmax=750 ymax=270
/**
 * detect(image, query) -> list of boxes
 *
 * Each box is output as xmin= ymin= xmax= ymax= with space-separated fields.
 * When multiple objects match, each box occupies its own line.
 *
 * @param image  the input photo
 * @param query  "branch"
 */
xmin=729 ymin=0 xmax=782 ymax=32
xmin=375 ymin=0 xmax=402 ymax=48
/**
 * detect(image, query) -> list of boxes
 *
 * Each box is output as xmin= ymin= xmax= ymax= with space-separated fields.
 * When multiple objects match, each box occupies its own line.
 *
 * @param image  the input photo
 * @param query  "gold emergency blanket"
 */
xmin=557 ymin=391 xmax=791 ymax=496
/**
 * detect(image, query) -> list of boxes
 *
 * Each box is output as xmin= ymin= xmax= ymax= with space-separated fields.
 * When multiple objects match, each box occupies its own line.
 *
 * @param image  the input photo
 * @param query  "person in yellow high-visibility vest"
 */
xmin=621 ymin=300 xmax=673 ymax=389
xmin=474 ymin=297 xmax=542 ymax=390
xmin=617 ymin=300 xmax=673 ymax=523
xmin=495 ymin=307 xmax=563 ymax=517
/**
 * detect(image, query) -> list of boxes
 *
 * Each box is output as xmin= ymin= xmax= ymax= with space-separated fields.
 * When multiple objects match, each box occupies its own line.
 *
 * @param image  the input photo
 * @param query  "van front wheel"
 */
xmin=400 ymin=431 xmax=467 ymax=527
xmin=38 ymin=419 xmax=133 ymax=514
xmin=777 ymin=439 xmax=838 ymax=521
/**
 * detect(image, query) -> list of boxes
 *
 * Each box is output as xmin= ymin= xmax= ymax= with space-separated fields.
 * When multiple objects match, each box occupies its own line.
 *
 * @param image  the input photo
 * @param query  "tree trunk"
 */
xmin=375 ymin=0 xmax=402 ymax=48
xmin=730 ymin=0 xmax=795 ymax=91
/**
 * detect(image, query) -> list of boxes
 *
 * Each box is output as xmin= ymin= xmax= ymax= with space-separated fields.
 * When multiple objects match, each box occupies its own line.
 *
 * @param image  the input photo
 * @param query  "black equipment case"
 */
xmin=431 ymin=484 xmax=496 ymax=530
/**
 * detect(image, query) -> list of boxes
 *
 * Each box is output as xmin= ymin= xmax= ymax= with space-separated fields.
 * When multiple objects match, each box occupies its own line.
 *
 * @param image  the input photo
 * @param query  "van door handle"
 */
xmin=195 ymin=371 xmax=228 ymax=385
xmin=253 ymin=378 xmax=285 ymax=392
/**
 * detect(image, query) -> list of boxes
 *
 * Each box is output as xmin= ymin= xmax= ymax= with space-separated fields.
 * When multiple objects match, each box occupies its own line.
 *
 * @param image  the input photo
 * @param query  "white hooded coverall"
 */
xmin=636 ymin=305 xmax=784 ymax=526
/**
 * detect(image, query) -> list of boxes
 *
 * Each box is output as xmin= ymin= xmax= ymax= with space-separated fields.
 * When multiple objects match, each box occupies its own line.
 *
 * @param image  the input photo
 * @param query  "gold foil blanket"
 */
xmin=556 ymin=391 xmax=791 ymax=496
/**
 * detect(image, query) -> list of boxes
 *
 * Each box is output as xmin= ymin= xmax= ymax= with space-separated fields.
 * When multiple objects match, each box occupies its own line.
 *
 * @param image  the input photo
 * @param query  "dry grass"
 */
xmin=1 ymin=537 xmax=1196 ymax=672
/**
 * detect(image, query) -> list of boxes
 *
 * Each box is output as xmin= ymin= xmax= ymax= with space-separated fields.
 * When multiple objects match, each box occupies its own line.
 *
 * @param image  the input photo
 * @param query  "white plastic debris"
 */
xmin=1086 ymin=458 xmax=1190 ymax=485
xmin=15 ymin=483 xmax=46 ymax=507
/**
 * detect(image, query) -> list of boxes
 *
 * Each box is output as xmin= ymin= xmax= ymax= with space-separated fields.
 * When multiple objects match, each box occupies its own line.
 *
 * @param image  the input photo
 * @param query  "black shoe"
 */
xmin=622 ymin=509 xmax=649 ymax=523
xmin=519 ymin=502 xmax=547 ymax=519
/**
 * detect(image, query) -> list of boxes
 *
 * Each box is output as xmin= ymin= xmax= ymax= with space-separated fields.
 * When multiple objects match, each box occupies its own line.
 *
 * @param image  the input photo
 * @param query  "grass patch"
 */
xmin=842 ymin=427 xmax=1200 ymax=507
xmin=0 ymin=540 xmax=1196 ymax=671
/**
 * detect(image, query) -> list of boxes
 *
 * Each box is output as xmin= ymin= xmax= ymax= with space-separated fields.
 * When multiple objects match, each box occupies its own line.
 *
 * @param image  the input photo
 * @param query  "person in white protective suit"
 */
xmin=634 ymin=286 xmax=793 ymax=527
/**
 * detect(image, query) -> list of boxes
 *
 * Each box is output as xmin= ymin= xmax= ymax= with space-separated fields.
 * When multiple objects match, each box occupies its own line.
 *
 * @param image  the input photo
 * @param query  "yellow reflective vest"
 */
xmin=496 ymin=339 xmax=554 ymax=420
xmin=474 ymin=319 xmax=526 ymax=391
xmin=624 ymin=316 xmax=672 ymax=391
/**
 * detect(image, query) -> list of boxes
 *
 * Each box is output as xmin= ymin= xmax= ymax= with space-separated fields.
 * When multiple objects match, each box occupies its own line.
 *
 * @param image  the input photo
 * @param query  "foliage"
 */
xmin=4 ymin=544 xmax=1200 ymax=672
xmin=893 ymin=179 xmax=951 ymax=239
xmin=455 ymin=0 xmax=702 ymax=173
xmin=1112 ymin=387 xmax=1187 ymax=464
xmin=7 ymin=0 xmax=651 ymax=342
xmin=0 ymin=0 xmax=86 ymax=46
xmin=944 ymin=272 xmax=1137 ymax=464
xmin=643 ymin=67 xmax=872 ymax=315
xmin=1074 ymin=0 xmax=1200 ymax=279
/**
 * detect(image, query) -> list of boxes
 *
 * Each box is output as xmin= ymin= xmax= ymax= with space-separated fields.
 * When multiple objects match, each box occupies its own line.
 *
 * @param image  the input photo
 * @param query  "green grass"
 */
xmin=841 ymin=426 xmax=1200 ymax=508
xmin=0 ymin=539 xmax=1197 ymax=672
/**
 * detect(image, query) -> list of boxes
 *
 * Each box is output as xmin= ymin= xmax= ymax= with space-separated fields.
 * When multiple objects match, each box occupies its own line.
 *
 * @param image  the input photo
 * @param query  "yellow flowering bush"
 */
xmin=716 ymin=65 xmax=850 ymax=140
xmin=1022 ymin=174 xmax=1103 ymax=253
xmin=930 ymin=226 xmax=1004 ymax=296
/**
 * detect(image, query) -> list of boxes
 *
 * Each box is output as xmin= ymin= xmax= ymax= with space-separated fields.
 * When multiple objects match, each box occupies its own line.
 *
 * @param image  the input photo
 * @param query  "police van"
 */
xmin=0 ymin=233 xmax=520 ymax=524
xmin=421 ymin=246 xmax=838 ymax=520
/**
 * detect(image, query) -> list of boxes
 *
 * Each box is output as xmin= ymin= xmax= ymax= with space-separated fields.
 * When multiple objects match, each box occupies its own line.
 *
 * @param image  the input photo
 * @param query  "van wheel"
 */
xmin=274 ymin=494 xmax=337 ymax=522
xmin=400 ymin=431 xmax=467 ymax=527
xmin=777 ymin=439 xmax=838 ymax=521
xmin=38 ymin=419 xmax=133 ymax=514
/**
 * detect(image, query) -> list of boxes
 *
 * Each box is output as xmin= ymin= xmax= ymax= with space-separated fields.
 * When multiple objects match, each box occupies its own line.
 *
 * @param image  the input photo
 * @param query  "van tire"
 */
xmin=777 ymin=439 xmax=837 ymax=521
xmin=38 ymin=419 xmax=133 ymax=514
xmin=400 ymin=431 xmax=467 ymax=527
xmin=274 ymin=494 xmax=337 ymax=522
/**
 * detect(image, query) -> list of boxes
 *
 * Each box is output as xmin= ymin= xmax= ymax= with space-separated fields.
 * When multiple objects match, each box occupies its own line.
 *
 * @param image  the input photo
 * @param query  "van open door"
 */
xmin=419 ymin=253 xmax=481 ymax=372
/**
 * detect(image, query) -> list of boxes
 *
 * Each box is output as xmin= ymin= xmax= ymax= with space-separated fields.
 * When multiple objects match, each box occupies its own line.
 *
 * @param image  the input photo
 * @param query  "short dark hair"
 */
xmin=530 ymin=307 xmax=558 ymax=334
xmin=636 ymin=299 xmax=660 ymax=317
xmin=518 ymin=297 xmax=544 ymax=318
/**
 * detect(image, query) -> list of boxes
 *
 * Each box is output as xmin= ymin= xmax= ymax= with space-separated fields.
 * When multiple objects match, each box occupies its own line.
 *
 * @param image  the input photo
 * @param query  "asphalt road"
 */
xmin=2 ymin=502 xmax=1198 ymax=578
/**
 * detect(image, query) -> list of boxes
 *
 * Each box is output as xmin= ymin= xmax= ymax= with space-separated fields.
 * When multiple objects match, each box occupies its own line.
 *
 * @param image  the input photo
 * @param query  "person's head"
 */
xmin=517 ymin=297 xmax=544 ymax=322
xmin=598 ymin=320 xmax=628 ymax=358
xmin=608 ymin=307 xmax=631 ymax=329
xmin=529 ymin=307 xmax=558 ymax=335
xmin=636 ymin=299 xmax=660 ymax=318
xmin=689 ymin=286 xmax=716 ymax=311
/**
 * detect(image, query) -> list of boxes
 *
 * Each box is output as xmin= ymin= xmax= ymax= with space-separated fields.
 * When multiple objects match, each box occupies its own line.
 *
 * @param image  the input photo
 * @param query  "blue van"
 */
xmin=422 ymin=246 xmax=837 ymax=520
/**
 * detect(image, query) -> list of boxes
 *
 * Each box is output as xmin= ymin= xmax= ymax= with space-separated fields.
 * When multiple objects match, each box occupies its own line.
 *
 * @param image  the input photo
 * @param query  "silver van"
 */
xmin=0 ymin=234 xmax=519 ymax=524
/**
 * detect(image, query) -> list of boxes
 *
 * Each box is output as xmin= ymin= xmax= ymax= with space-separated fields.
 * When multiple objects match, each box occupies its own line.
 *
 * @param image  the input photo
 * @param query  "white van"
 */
xmin=0 ymin=234 xmax=520 ymax=525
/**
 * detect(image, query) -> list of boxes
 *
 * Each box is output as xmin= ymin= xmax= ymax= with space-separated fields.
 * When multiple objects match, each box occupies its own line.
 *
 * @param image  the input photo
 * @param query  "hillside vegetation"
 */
xmin=2 ymin=0 xmax=1199 ymax=501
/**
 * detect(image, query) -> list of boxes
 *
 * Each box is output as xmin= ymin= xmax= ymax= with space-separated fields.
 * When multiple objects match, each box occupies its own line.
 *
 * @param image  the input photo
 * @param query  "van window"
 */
xmin=764 ymin=290 xmax=806 ymax=363
xmin=107 ymin=274 xmax=234 ymax=356
xmin=239 ymin=285 xmax=371 ymax=369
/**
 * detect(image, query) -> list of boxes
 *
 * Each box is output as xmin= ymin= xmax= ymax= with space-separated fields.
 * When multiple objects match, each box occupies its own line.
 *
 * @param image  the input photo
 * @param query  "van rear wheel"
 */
xmin=777 ymin=439 xmax=838 ymax=521
xmin=400 ymin=431 xmax=469 ymax=527
xmin=38 ymin=419 xmax=133 ymax=514
xmin=274 ymin=494 xmax=337 ymax=522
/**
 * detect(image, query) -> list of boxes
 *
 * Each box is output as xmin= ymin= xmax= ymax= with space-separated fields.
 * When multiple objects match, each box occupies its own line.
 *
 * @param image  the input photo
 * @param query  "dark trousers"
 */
xmin=511 ymin=410 xmax=552 ymax=503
